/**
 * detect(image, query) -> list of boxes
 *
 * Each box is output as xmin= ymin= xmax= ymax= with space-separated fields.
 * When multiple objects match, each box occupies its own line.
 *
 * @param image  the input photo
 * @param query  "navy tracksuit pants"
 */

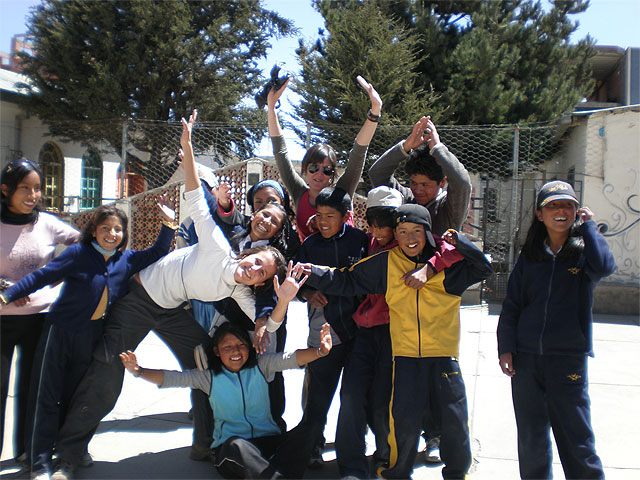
xmin=511 ymin=352 xmax=604 ymax=479
xmin=26 ymin=318 xmax=103 ymax=473
xmin=336 ymin=324 xmax=392 ymax=478
xmin=379 ymin=356 xmax=471 ymax=480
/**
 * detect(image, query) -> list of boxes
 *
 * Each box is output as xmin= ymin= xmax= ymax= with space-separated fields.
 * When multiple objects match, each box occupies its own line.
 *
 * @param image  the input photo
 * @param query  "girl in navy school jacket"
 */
xmin=0 ymin=199 xmax=176 ymax=476
xmin=497 ymin=180 xmax=616 ymax=479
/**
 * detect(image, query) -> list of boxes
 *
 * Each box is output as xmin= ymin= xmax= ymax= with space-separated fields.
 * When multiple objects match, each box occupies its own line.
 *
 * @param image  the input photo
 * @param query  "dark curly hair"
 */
xmin=80 ymin=205 xmax=129 ymax=251
xmin=405 ymin=145 xmax=444 ymax=184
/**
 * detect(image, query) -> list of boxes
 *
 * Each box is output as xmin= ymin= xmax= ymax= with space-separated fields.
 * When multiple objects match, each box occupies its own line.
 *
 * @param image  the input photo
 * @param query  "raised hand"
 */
xmin=120 ymin=350 xmax=140 ymax=375
xmin=424 ymin=116 xmax=440 ymax=149
xmin=180 ymin=109 xmax=197 ymax=151
xmin=403 ymin=116 xmax=431 ymax=152
xmin=577 ymin=206 xmax=594 ymax=222
xmin=267 ymin=77 xmax=290 ymax=110
xmin=273 ymin=260 xmax=308 ymax=303
xmin=157 ymin=193 xmax=176 ymax=224
xmin=357 ymin=75 xmax=382 ymax=114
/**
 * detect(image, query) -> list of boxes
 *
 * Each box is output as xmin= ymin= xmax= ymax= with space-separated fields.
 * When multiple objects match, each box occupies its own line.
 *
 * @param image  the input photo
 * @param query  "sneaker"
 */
xmin=51 ymin=460 xmax=75 ymax=480
xmin=423 ymin=437 xmax=442 ymax=464
xmin=78 ymin=452 xmax=93 ymax=468
xmin=307 ymin=445 xmax=324 ymax=469
xmin=189 ymin=444 xmax=215 ymax=462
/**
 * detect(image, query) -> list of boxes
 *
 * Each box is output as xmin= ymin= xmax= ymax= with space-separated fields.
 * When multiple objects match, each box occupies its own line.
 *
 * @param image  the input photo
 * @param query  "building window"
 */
xmin=81 ymin=149 xmax=102 ymax=209
xmin=38 ymin=142 xmax=63 ymax=211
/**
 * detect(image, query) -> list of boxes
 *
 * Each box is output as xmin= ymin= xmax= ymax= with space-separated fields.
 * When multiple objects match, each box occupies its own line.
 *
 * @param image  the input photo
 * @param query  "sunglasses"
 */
xmin=307 ymin=164 xmax=335 ymax=176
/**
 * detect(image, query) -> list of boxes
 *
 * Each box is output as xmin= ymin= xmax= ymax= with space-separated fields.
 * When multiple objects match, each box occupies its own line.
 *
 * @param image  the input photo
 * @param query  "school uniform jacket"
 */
xmin=306 ymin=235 xmax=493 ymax=358
xmin=161 ymin=351 xmax=300 ymax=448
xmin=297 ymin=223 xmax=369 ymax=342
xmin=2 ymin=226 xmax=174 ymax=331
xmin=497 ymin=220 xmax=616 ymax=358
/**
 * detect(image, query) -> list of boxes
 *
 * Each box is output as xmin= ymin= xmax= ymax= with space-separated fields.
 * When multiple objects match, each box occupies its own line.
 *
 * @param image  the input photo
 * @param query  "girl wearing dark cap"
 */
xmin=498 ymin=180 xmax=616 ymax=479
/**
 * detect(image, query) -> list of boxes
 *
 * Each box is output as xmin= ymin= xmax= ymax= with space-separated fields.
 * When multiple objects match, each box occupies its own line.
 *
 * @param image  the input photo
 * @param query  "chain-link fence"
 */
xmin=60 ymin=117 xmax=585 ymax=302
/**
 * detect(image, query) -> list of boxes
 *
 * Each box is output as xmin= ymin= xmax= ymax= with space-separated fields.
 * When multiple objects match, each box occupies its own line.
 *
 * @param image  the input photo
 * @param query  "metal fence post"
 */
xmin=508 ymin=125 xmax=520 ymax=272
xmin=119 ymin=119 xmax=128 ymax=200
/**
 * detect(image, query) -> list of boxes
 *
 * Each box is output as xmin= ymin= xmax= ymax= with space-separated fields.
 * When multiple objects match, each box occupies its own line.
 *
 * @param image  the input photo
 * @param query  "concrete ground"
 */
xmin=1 ymin=301 xmax=639 ymax=479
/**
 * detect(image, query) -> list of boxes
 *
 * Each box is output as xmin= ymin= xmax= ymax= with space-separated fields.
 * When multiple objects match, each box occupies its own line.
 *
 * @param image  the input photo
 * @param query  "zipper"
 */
xmin=333 ymin=237 xmax=347 ymax=335
xmin=415 ymin=261 xmax=421 ymax=357
xmin=237 ymin=372 xmax=254 ymax=438
xmin=539 ymin=257 xmax=556 ymax=354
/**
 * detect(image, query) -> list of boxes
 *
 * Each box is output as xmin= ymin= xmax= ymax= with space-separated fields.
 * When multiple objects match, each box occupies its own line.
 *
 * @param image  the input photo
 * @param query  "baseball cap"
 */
xmin=198 ymin=166 xmax=219 ymax=190
xmin=393 ymin=204 xmax=436 ymax=248
xmin=366 ymin=186 xmax=403 ymax=209
xmin=536 ymin=181 xmax=578 ymax=209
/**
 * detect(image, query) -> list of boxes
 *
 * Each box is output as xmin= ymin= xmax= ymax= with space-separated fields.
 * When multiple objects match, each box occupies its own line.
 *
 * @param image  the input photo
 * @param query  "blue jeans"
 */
xmin=336 ymin=325 xmax=392 ymax=478
xmin=511 ymin=352 xmax=604 ymax=479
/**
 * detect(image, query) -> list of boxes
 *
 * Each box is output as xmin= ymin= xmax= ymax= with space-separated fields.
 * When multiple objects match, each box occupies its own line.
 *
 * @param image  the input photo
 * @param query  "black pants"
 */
xmin=511 ymin=352 xmax=604 ymax=479
xmin=379 ymin=357 xmax=471 ymax=480
xmin=0 ymin=313 xmax=45 ymax=459
xmin=214 ymin=422 xmax=321 ymax=479
xmin=26 ymin=320 xmax=103 ymax=472
xmin=55 ymin=280 xmax=212 ymax=465
xmin=335 ymin=325 xmax=392 ymax=478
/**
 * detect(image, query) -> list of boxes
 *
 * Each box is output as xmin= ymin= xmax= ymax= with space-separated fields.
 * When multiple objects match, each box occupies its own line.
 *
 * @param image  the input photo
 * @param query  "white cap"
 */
xmin=198 ymin=166 xmax=218 ymax=189
xmin=366 ymin=186 xmax=403 ymax=208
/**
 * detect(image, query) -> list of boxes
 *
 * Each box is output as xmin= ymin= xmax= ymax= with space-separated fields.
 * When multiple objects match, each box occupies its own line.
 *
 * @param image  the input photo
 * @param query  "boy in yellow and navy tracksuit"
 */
xmin=298 ymin=204 xmax=493 ymax=479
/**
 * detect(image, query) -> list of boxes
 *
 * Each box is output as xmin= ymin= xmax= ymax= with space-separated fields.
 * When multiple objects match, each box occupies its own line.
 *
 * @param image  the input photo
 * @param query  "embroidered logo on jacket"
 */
xmin=567 ymin=373 xmax=582 ymax=381
xmin=568 ymin=267 xmax=580 ymax=275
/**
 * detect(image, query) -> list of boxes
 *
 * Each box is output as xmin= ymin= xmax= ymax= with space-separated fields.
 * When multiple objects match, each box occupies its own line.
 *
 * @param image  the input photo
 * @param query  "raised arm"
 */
xmin=120 ymin=350 xmax=164 ymax=386
xmin=180 ymin=109 xmax=200 ymax=193
xmin=336 ymin=76 xmax=382 ymax=196
xmin=422 ymin=117 xmax=472 ymax=230
xmin=267 ymin=79 xmax=307 ymax=205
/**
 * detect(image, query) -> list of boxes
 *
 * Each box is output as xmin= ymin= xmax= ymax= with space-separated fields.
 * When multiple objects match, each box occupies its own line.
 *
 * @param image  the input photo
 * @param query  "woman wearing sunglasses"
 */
xmin=267 ymin=75 xmax=382 ymax=241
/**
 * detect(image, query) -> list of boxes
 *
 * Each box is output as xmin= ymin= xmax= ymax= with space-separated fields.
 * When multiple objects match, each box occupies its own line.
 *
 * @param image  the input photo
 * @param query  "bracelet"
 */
xmin=316 ymin=347 xmax=328 ymax=358
xmin=134 ymin=366 xmax=144 ymax=378
xmin=367 ymin=109 xmax=380 ymax=123
xmin=161 ymin=219 xmax=179 ymax=230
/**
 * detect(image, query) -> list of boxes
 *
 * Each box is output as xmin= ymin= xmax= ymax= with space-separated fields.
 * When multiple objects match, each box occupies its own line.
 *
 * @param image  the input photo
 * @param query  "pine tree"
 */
xmin=292 ymin=0 xmax=436 ymax=166
xmin=18 ymin=0 xmax=294 ymax=187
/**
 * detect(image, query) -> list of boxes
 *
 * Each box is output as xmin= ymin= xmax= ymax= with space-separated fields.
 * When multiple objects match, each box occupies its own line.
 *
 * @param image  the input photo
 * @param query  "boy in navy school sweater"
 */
xmin=295 ymin=186 xmax=369 ymax=464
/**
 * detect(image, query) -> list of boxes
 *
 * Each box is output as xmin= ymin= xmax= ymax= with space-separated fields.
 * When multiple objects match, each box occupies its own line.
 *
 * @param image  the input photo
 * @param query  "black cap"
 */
xmin=393 ymin=204 xmax=436 ymax=248
xmin=536 ymin=181 xmax=579 ymax=209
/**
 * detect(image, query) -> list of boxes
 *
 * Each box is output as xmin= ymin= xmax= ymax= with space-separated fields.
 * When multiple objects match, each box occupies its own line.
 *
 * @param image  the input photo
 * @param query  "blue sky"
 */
xmin=1 ymin=0 xmax=637 ymax=155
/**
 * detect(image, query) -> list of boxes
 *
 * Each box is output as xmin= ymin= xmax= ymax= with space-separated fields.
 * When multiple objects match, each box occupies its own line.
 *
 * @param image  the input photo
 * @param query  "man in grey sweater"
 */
xmin=368 ymin=115 xmax=471 ymax=236
xmin=368 ymin=115 xmax=472 ymax=464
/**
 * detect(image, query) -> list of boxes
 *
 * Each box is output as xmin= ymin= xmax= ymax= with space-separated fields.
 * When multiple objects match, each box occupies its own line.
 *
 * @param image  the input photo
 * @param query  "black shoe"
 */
xmin=51 ymin=460 xmax=75 ymax=480
xmin=255 ymin=63 xmax=290 ymax=109
xmin=307 ymin=445 xmax=324 ymax=469
xmin=190 ymin=444 xmax=215 ymax=462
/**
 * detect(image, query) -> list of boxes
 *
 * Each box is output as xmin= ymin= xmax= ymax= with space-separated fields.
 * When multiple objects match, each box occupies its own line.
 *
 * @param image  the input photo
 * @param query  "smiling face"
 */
xmin=369 ymin=222 xmax=394 ymax=247
xmin=252 ymin=186 xmax=283 ymax=212
xmin=234 ymin=250 xmax=278 ymax=286
xmin=315 ymin=205 xmax=348 ymax=239
xmin=249 ymin=204 xmax=285 ymax=242
xmin=304 ymin=158 xmax=334 ymax=194
xmin=394 ymin=221 xmax=427 ymax=258
xmin=214 ymin=332 xmax=250 ymax=372
xmin=409 ymin=174 xmax=445 ymax=206
xmin=2 ymin=171 xmax=42 ymax=215
xmin=93 ymin=215 xmax=125 ymax=252
xmin=535 ymin=200 xmax=578 ymax=238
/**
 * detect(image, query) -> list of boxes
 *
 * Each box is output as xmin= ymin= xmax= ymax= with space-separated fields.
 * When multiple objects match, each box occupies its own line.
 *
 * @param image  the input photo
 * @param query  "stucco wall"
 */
xmin=580 ymin=108 xmax=639 ymax=287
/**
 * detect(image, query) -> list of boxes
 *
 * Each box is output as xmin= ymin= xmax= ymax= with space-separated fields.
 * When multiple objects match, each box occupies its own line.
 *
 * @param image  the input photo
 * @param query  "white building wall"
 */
xmin=579 ymin=108 xmax=640 ymax=285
